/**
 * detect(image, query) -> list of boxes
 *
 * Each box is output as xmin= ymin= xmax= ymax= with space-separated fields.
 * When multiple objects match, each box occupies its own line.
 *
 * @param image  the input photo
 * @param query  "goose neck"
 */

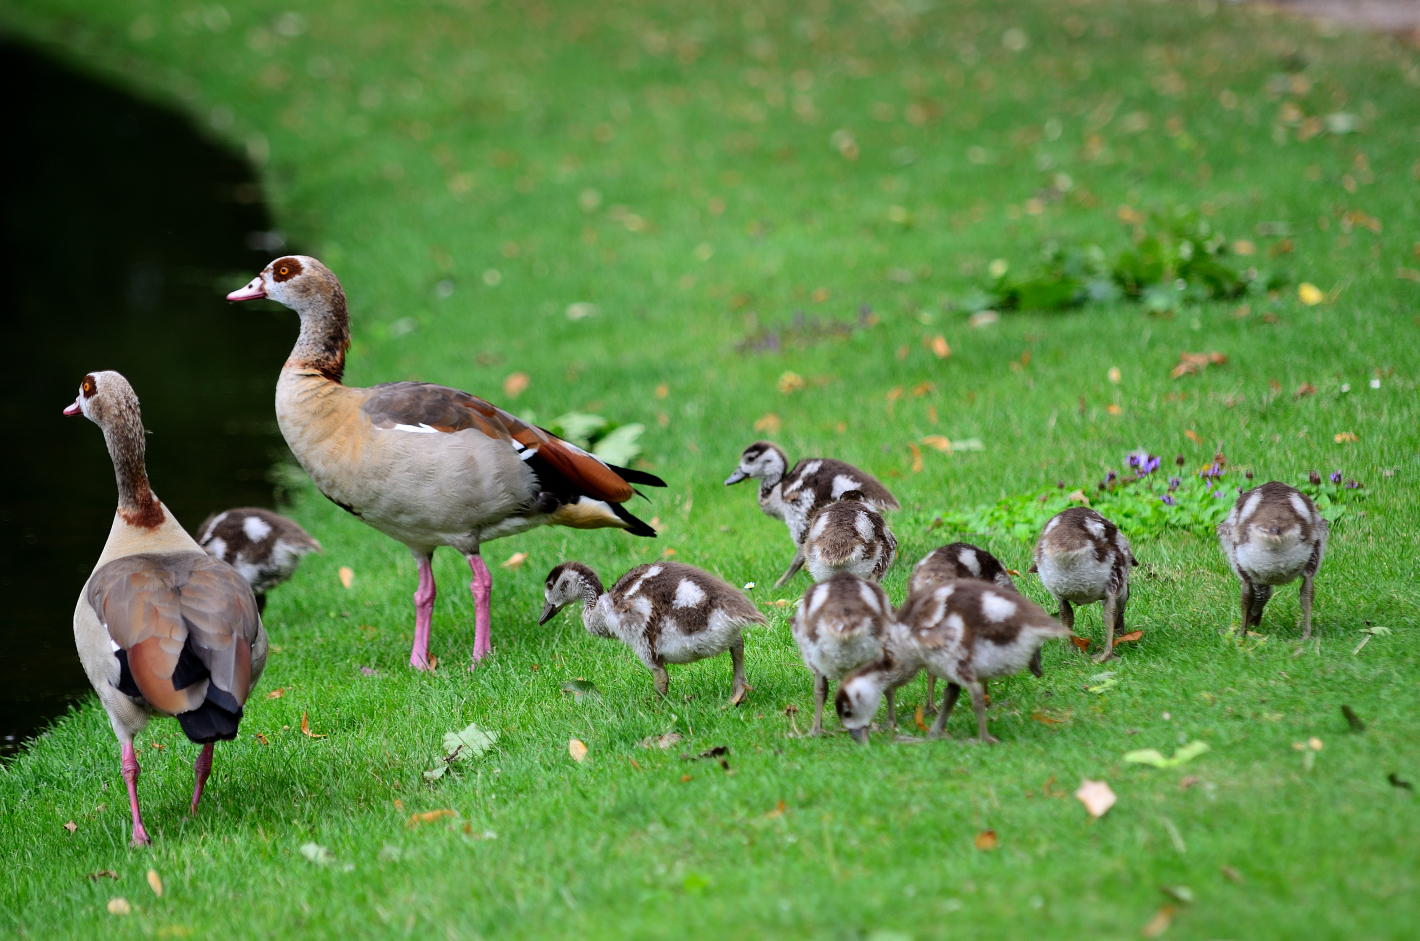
xmin=286 ymin=284 xmax=350 ymax=384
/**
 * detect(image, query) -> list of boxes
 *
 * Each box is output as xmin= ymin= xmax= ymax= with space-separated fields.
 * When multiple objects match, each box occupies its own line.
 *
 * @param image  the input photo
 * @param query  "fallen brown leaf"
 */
xmin=146 ymin=870 xmax=163 ymax=897
xmin=1334 ymin=432 xmax=1359 ymax=443
xmin=1220 ymin=864 xmax=1245 ymax=884
xmin=107 ymin=898 xmax=131 ymax=916
xmin=680 ymin=773 xmax=692 ymax=783
xmin=1106 ymin=403 xmax=1123 ymax=415
xmin=87 ymin=870 xmax=119 ymax=882
xmin=764 ymin=800 xmax=787 ymax=819
xmin=568 ymin=738 xmax=588 ymax=762
xmin=1031 ymin=710 xmax=1068 ymax=726
xmin=921 ymin=435 xmax=951 ymax=452
xmin=914 ymin=705 xmax=928 ymax=731
xmin=655 ymin=383 xmax=669 ymax=399
xmin=407 ymin=809 xmax=455 ymax=828
xmin=974 ymin=829 xmax=998 ymax=851
xmin=777 ymin=371 xmax=805 ymax=394
xmin=754 ymin=413 xmax=782 ymax=434
xmin=300 ymin=711 xmax=326 ymax=739
xmin=502 ymin=371 xmax=530 ymax=398
xmin=1184 ymin=429 xmax=1202 ymax=443
xmin=1171 ymin=351 xmax=1226 ymax=379
xmin=1070 ymin=636 xmax=1091 ymax=651
xmin=1115 ymin=630 xmax=1144 ymax=644
xmin=266 ymin=687 xmax=285 ymax=700
xmin=1295 ymin=383 xmax=1317 ymax=397
xmin=1075 ymin=779 xmax=1117 ymax=818
xmin=930 ymin=335 xmax=951 ymax=358
xmin=1140 ymin=905 xmax=1175 ymax=938
xmin=338 ymin=566 xmax=354 ymax=589
xmin=909 ymin=442 xmax=923 ymax=473
xmin=911 ymin=380 xmax=934 ymax=396
xmin=62 ymin=821 xmax=77 ymax=834
xmin=886 ymin=386 xmax=904 ymax=403
xmin=1066 ymin=489 xmax=1090 ymax=505
xmin=1178 ymin=775 xmax=1202 ymax=789
xmin=500 ymin=551 xmax=529 ymax=569
xmin=255 ymin=733 xmax=270 ymax=745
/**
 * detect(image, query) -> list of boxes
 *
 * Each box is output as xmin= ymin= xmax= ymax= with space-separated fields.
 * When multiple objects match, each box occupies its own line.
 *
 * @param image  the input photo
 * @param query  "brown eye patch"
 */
xmin=81 ymin=374 xmax=96 ymax=396
xmin=271 ymin=257 xmax=303 ymax=282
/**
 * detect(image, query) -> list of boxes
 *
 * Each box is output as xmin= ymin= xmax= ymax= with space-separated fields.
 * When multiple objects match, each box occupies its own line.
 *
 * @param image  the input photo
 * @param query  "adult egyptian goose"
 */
xmin=910 ymin=543 xmax=1034 ymax=710
xmin=791 ymin=573 xmax=892 ymax=735
xmin=539 ymin=560 xmax=764 ymax=702
xmin=1031 ymin=507 xmax=1136 ymax=662
xmin=1217 ymin=481 xmax=1328 ymax=637
xmin=227 ymin=256 xmax=665 ymax=670
xmin=196 ymin=508 xmax=321 ymax=613
xmin=801 ymin=491 xmax=897 ymax=582
xmin=725 ymin=441 xmax=898 ymax=587
xmin=65 ymin=372 xmax=266 ymax=845
xmin=839 ymin=580 xmax=1067 ymax=744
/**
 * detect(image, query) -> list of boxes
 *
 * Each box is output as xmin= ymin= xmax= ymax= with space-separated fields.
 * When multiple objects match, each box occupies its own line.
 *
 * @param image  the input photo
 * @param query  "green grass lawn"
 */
xmin=3 ymin=0 xmax=1419 ymax=937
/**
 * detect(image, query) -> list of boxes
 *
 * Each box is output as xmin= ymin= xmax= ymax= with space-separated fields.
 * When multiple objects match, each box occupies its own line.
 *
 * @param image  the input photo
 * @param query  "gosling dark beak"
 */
xmin=538 ymin=602 xmax=561 ymax=626
xmin=848 ymin=727 xmax=870 ymax=745
xmin=724 ymin=469 xmax=748 ymax=486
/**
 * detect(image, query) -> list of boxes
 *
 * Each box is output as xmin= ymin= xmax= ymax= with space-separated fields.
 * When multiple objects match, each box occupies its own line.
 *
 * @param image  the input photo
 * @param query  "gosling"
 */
xmin=838 ymin=580 xmax=1068 ymax=744
xmin=792 ymin=573 xmax=892 ymax=735
xmin=801 ymin=491 xmax=897 ymax=583
xmin=1217 ymin=481 xmax=1328 ymax=638
xmin=1031 ymin=507 xmax=1136 ymax=662
xmin=725 ymin=441 xmax=898 ymax=587
xmin=540 ymin=561 xmax=764 ymax=703
xmin=196 ymin=508 xmax=321 ymax=614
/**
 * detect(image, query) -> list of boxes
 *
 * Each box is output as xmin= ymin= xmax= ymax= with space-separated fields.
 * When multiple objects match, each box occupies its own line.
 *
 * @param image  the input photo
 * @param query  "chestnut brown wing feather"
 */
xmin=87 ymin=553 xmax=260 ymax=714
xmin=362 ymin=381 xmax=635 ymax=503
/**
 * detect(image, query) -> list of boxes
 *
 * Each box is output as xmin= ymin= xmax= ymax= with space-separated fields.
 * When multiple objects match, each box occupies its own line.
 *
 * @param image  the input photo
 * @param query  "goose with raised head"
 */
xmin=227 ymin=256 xmax=665 ymax=670
xmin=725 ymin=441 xmax=898 ymax=587
xmin=540 ymin=560 xmax=764 ymax=702
xmin=196 ymin=508 xmax=321 ymax=614
xmin=1217 ymin=480 xmax=1328 ymax=637
xmin=65 ymin=372 xmax=266 ymax=845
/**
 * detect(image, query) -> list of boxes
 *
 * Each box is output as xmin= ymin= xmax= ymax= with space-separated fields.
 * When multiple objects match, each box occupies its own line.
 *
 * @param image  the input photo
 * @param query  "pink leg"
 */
xmin=121 ymin=741 xmax=150 ymax=846
xmin=189 ymin=743 xmax=214 ymax=814
xmin=467 ymin=553 xmax=493 ymax=668
xmin=410 ymin=554 xmax=436 ymax=670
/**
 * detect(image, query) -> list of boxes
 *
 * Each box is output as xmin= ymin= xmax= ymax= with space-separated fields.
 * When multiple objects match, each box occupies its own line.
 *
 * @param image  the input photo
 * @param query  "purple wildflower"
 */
xmin=1161 ymin=494 xmax=1176 ymax=506
xmin=1329 ymin=470 xmax=1342 ymax=484
xmin=1105 ymin=470 xmax=1118 ymax=484
xmin=1309 ymin=470 xmax=1322 ymax=485
xmin=1345 ymin=479 xmax=1362 ymax=490
xmin=1168 ymin=476 xmax=1181 ymax=491
xmin=1143 ymin=455 xmax=1161 ymax=475
xmin=1127 ymin=454 xmax=1141 ymax=469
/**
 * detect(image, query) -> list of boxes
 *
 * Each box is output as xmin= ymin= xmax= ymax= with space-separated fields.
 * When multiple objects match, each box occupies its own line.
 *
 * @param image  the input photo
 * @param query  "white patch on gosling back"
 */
xmin=858 ymin=581 xmax=881 ymax=612
xmin=200 ymin=511 xmax=228 ymax=541
xmin=1084 ymin=517 xmax=1106 ymax=539
xmin=673 ymin=579 xmax=707 ymax=608
xmin=1239 ymin=491 xmax=1263 ymax=524
xmin=205 ymin=537 xmax=228 ymax=561
xmin=831 ymin=474 xmax=861 ymax=498
xmin=242 ymin=515 xmax=273 ymax=542
xmin=957 ymin=548 xmax=981 ymax=576
xmin=1044 ymin=516 xmax=1060 ymax=534
xmin=810 ymin=514 xmax=830 ymax=539
xmin=981 ymin=591 xmax=1017 ymax=622
xmin=807 ymin=584 xmax=829 ymax=616
xmin=1288 ymin=492 xmax=1310 ymax=520
xmin=854 ymin=511 xmax=875 ymax=541
xmin=800 ymin=460 xmax=823 ymax=477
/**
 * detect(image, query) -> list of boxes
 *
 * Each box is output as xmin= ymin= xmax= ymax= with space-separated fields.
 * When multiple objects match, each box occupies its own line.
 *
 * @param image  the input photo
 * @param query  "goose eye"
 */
xmin=278 ymin=266 xmax=290 ymax=276
xmin=81 ymin=377 xmax=96 ymax=396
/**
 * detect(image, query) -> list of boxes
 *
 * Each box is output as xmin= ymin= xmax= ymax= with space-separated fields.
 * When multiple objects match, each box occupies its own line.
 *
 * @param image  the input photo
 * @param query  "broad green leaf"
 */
xmin=593 ymin=423 xmax=645 ymax=465
xmin=442 ymin=722 xmax=499 ymax=761
xmin=1124 ymin=741 xmax=1211 ymax=768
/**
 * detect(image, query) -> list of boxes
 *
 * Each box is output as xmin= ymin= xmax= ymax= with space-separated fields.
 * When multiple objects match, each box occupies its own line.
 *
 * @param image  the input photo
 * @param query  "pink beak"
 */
xmin=63 ymin=397 xmax=82 ymax=417
xmin=226 ymin=276 xmax=266 ymax=301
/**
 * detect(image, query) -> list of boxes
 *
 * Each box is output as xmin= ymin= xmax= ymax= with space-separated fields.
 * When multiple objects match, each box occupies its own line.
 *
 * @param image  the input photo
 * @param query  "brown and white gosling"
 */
xmin=837 ymin=580 xmax=1068 ymax=744
xmin=1031 ymin=507 xmax=1136 ymax=662
xmin=791 ymin=573 xmax=893 ymax=735
xmin=801 ymin=491 xmax=897 ymax=583
xmin=65 ymin=372 xmax=266 ymax=845
xmin=1217 ymin=481 xmax=1328 ymax=638
xmin=540 ymin=561 xmax=764 ymax=703
xmin=725 ymin=441 xmax=898 ymax=587
xmin=910 ymin=543 xmax=1035 ymax=711
xmin=196 ymin=508 xmax=321 ymax=614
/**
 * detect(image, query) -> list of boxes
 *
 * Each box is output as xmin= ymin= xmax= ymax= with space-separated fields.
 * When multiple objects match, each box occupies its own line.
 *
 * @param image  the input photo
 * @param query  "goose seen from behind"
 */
xmin=791 ymin=572 xmax=892 ymax=735
xmin=801 ymin=490 xmax=897 ymax=583
xmin=1217 ymin=480 xmax=1328 ymax=637
xmin=228 ymin=256 xmax=665 ymax=670
xmin=1031 ymin=507 xmax=1136 ymax=662
xmin=65 ymin=371 xmax=266 ymax=845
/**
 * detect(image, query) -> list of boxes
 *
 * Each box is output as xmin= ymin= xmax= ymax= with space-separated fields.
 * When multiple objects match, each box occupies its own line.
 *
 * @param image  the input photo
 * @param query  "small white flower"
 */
xmin=1340 ymin=383 xmax=1351 ymax=393
xmin=743 ymin=582 xmax=755 ymax=590
xmin=1369 ymin=378 xmax=1381 ymax=389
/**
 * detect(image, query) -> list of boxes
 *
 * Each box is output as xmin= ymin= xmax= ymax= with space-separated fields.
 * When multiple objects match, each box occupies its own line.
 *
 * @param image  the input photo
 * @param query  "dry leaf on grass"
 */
xmin=1075 ymin=779 xmax=1117 ymax=818
xmin=87 ymin=870 xmax=119 ymax=882
xmin=501 ymin=552 xmax=528 ymax=569
xmin=1184 ymin=429 xmax=1202 ymax=443
xmin=425 ymin=722 xmax=500 ymax=780
xmin=909 ymin=443 xmax=923 ymax=473
xmin=930 ymin=335 xmax=951 ymax=358
xmin=1170 ymin=351 xmax=1226 ymax=379
xmin=300 ymin=711 xmax=326 ymax=739
xmin=338 ymin=566 xmax=354 ymax=589
xmin=974 ymin=829 xmax=998 ymax=850
xmin=753 ymin=413 xmax=782 ymax=433
xmin=639 ymin=732 xmax=683 ymax=749
xmin=914 ymin=705 xmax=928 ymax=731
xmin=1070 ymin=636 xmax=1091 ymax=651
xmin=255 ymin=733 xmax=270 ymax=745
xmin=1125 ymin=741 xmax=1210 ymax=768
xmin=146 ymin=870 xmax=163 ymax=897
xmin=1140 ymin=905 xmax=1175 ymax=938
xmin=1106 ymin=403 xmax=1123 ymax=415
xmin=266 ymin=687 xmax=285 ymax=700
xmin=1334 ymin=432 xmax=1359 ymax=443
xmin=1115 ymin=630 xmax=1144 ymax=644
xmin=1298 ymin=283 xmax=1325 ymax=305
xmin=62 ymin=821 xmax=77 ymax=834
xmin=568 ymin=738 xmax=589 ymax=762
xmin=407 ymin=809 xmax=455 ymax=828
xmin=777 ymin=371 xmax=805 ymax=394
xmin=921 ymin=435 xmax=951 ymax=452
xmin=764 ymin=800 xmax=787 ymax=819
xmin=107 ymin=898 xmax=131 ymax=916
xmin=502 ymin=371 xmax=530 ymax=397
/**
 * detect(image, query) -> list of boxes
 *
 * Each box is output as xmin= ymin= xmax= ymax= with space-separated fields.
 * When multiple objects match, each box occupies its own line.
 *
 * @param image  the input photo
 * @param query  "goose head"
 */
xmin=724 ymin=441 xmax=788 ymax=486
xmin=227 ymin=255 xmax=342 ymax=315
xmin=63 ymin=370 xmax=140 ymax=428
xmin=835 ymin=664 xmax=885 ymax=744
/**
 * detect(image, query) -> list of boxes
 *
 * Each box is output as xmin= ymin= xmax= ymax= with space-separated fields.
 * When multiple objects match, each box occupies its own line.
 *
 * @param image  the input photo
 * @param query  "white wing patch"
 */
xmin=204 ymin=537 xmax=228 ymax=561
xmin=858 ymin=581 xmax=881 ymax=612
xmin=673 ymin=578 xmax=707 ymax=608
xmin=854 ymin=511 xmax=875 ymax=542
xmin=199 ymin=511 xmax=228 ymax=541
xmin=1084 ymin=517 xmax=1106 ymax=540
xmin=800 ymin=460 xmax=823 ymax=478
xmin=957 ymin=548 xmax=981 ymax=576
xmin=1239 ymin=491 xmax=1263 ymax=524
xmin=1044 ymin=516 xmax=1060 ymax=534
xmin=831 ymin=474 xmax=861 ymax=498
xmin=981 ymin=591 xmax=1018 ymax=622
xmin=1288 ymin=492 xmax=1311 ymax=520
xmin=807 ymin=584 xmax=829 ymax=617
xmin=242 ymin=515 xmax=273 ymax=542
xmin=391 ymin=422 xmax=441 ymax=434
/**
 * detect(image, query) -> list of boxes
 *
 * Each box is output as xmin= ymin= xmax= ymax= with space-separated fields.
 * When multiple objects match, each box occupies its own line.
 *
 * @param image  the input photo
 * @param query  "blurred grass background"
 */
xmin=1 ymin=0 xmax=1418 ymax=938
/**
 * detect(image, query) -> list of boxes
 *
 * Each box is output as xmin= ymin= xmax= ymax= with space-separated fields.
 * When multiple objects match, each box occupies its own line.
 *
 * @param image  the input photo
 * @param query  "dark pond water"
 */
xmin=0 ymin=40 xmax=293 ymax=753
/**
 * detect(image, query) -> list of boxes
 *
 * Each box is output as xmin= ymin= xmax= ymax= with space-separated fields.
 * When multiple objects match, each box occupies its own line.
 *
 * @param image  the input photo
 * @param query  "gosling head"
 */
xmin=724 ymin=441 xmax=788 ymax=486
xmin=539 ymin=561 xmax=602 ymax=625
xmin=835 ymin=663 xmax=887 ymax=744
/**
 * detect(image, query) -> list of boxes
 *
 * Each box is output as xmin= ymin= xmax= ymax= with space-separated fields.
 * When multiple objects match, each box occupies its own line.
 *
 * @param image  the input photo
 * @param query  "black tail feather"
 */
xmin=176 ymin=699 xmax=244 ymax=744
xmin=607 ymin=463 xmax=667 ymax=488
xmin=610 ymin=501 xmax=658 ymax=538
